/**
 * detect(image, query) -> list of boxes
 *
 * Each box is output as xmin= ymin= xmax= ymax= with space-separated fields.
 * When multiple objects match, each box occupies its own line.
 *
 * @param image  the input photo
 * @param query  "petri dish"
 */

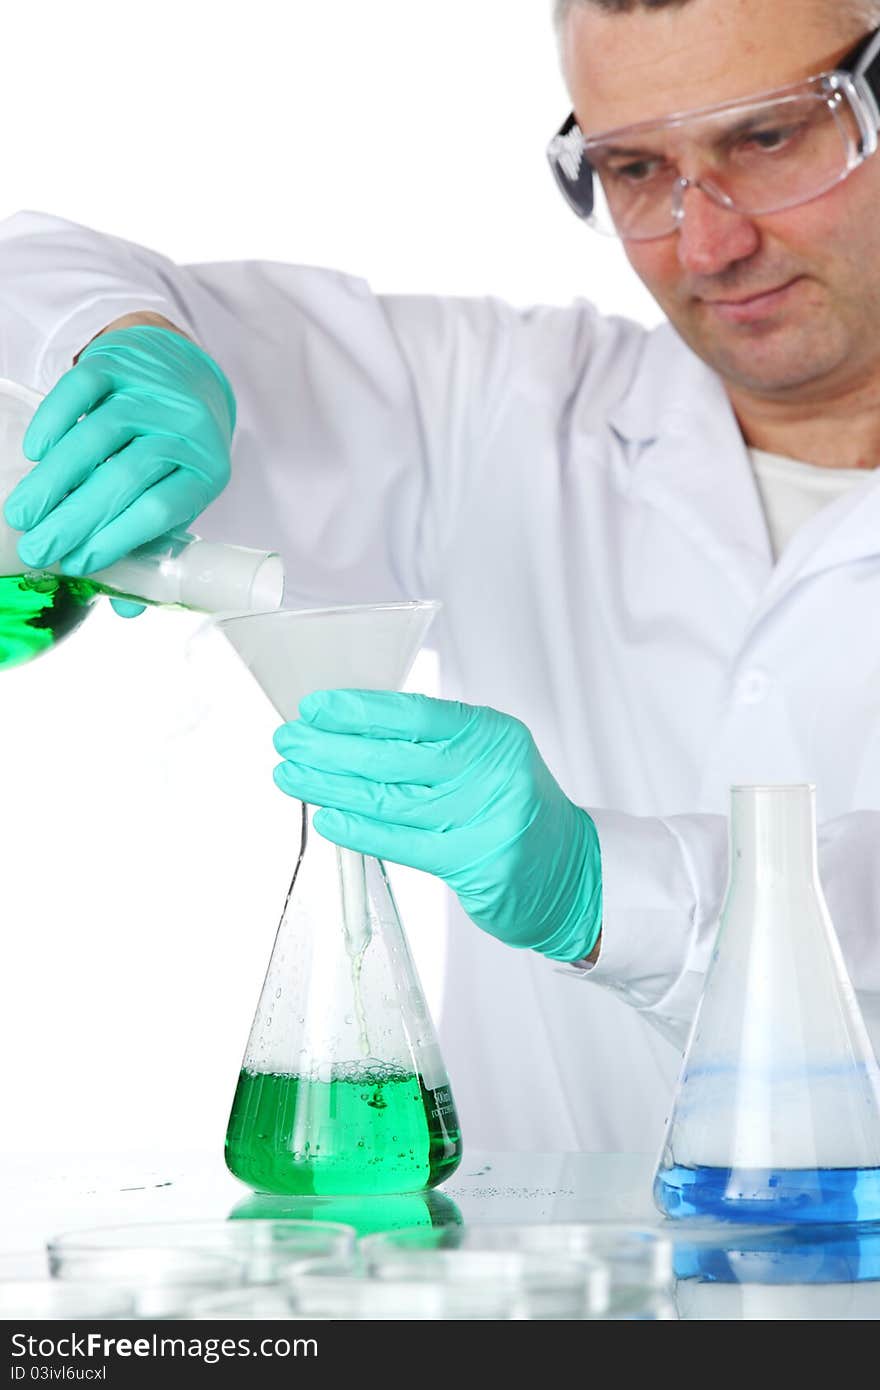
xmin=48 ymin=1219 xmax=355 ymax=1287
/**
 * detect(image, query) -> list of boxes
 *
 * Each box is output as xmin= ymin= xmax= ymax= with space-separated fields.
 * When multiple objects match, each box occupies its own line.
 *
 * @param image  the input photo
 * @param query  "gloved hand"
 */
xmin=3 ymin=326 xmax=236 ymax=617
xmin=273 ymin=690 xmax=603 ymax=963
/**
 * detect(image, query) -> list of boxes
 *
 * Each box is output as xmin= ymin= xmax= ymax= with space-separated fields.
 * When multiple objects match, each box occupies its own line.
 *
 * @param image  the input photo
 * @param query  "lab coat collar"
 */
xmin=607 ymin=323 xmax=880 ymax=620
xmin=608 ymin=323 xmax=773 ymax=607
xmin=606 ymin=321 xmax=716 ymax=447
xmin=749 ymin=467 xmax=880 ymax=627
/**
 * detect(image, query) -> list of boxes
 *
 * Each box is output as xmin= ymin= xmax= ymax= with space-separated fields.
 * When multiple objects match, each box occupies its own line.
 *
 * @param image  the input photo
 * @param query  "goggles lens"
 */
xmin=549 ymin=77 xmax=868 ymax=240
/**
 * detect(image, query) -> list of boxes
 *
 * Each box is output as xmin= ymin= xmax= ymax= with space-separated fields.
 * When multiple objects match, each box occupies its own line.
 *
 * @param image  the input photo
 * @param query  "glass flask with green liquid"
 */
xmin=218 ymin=603 xmax=463 ymax=1197
xmin=0 ymin=377 xmax=284 ymax=669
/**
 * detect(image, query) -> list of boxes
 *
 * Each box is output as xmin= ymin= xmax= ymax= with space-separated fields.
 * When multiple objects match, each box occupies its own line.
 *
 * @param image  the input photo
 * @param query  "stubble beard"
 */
xmin=668 ymin=300 xmax=855 ymax=400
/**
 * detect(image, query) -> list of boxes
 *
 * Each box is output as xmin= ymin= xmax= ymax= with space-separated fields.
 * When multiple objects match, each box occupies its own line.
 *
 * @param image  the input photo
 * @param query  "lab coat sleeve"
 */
xmin=0 ymin=210 xmax=201 ymax=388
xmin=574 ymin=807 xmax=880 ymax=1053
xmin=0 ymin=210 xmax=614 ymax=604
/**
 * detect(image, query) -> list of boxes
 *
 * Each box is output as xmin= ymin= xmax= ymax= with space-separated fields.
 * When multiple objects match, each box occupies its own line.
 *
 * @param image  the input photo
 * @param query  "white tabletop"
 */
xmin=0 ymin=1149 xmax=658 ymax=1253
xmin=3 ymin=1150 xmax=878 ymax=1319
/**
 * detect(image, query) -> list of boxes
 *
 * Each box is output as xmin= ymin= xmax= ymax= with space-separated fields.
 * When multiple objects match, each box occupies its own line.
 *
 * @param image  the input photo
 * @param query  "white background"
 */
xmin=0 ymin=0 xmax=659 ymax=1154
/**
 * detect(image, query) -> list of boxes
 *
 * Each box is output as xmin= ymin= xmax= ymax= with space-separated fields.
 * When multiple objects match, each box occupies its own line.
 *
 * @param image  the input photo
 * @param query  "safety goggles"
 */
xmin=547 ymin=24 xmax=880 ymax=240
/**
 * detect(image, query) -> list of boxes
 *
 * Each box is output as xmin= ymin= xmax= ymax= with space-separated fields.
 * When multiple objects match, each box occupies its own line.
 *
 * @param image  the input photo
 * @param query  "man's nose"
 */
xmin=675 ymin=183 xmax=760 ymax=275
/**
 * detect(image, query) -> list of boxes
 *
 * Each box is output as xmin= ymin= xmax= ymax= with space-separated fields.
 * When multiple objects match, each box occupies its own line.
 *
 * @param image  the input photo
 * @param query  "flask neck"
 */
xmin=88 ymin=533 xmax=284 ymax=612
xmin=0 ymin=525 xmax=283 ymax=614
xmin=729 ymin=784 xmax=819 ymax=889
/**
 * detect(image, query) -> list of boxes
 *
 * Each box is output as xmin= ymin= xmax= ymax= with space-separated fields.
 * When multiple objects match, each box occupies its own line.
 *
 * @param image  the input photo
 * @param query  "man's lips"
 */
xmin=699 ymin=276 xmax=804 ymax=323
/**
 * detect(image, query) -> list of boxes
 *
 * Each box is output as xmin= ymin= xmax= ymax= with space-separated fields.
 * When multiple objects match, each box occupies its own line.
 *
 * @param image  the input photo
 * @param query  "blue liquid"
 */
xmin=656 ymin=1163 xmax=880 ymax=1224
xmin=673 ymin=1224 xmax=880 ymax=1285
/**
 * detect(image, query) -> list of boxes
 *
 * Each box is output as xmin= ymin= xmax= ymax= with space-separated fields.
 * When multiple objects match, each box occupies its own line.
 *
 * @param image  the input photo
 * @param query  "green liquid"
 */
xmin=0 ymin=573 xmax=101 ymax=669
xmin=225 ymin=1066 xmax=463 ymax=1196
xmin=228 ymin=1189 xmax=464 ymax=1236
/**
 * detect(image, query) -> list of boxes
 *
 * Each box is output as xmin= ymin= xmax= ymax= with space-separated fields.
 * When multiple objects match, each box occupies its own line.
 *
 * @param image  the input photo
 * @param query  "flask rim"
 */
xmin=214 ymin=598 xmax=442 ymax=628
xmin=730 ymin=783 xmax=816 ymax=794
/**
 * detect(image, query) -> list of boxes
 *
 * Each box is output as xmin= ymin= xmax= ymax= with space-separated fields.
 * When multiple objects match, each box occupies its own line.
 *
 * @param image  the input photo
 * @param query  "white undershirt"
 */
xmin=749 ymin=447 xmax=872 ymax=560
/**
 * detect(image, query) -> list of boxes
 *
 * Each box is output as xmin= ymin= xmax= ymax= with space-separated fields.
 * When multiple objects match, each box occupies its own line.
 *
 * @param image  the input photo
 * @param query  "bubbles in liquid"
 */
xmin=225 ymin=1063 xmax=461 ymax=1196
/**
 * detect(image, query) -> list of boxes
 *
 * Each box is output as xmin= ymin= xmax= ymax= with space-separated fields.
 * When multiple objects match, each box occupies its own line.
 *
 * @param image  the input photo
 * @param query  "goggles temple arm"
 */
xmin=548 ymin=112 xmax=596 ymax=219
xmin=850 ymin=25 xmax=880 ymax=143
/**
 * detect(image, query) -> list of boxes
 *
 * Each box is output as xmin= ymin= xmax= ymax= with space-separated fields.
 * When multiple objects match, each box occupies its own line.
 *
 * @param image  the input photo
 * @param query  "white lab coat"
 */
xmin=1 ymin=211 xmax=879 ymax=1154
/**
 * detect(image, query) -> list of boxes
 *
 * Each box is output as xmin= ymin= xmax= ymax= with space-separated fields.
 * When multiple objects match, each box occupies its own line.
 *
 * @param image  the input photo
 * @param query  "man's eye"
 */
xmin=738 ymin=124 xmax=801 ymax=153
xmin=605 ymin=157 xmax=666 ymax=184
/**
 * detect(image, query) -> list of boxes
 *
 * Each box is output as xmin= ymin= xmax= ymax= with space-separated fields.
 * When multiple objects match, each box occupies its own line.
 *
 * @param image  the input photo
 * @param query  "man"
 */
xmin=1 ymin=0 xmax=879 ymax=1153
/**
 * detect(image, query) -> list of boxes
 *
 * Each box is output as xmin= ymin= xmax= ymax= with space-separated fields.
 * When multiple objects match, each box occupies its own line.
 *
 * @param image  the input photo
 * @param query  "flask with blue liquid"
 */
xmin=654 ymin=784 xmax=880 ymax=1224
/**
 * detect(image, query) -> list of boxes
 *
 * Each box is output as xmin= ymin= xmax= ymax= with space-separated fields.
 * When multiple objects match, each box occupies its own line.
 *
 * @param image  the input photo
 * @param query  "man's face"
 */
xmin=562 ymin=0 xmax=880 ymax=402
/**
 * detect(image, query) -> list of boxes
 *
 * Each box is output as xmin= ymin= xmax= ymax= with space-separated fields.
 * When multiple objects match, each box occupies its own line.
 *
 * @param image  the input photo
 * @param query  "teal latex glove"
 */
xmin=273 ymin=690 xmax=603 ymax=963
xmin=4 ymin=326 xmax=236 ymax=617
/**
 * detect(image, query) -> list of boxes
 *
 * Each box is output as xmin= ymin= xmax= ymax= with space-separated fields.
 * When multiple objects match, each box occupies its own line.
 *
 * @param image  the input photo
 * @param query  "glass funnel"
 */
xmin=219 ymin=602 xmax=462 ymax=1196
xmin=655 ymin=784 xmax=880 ymax=1223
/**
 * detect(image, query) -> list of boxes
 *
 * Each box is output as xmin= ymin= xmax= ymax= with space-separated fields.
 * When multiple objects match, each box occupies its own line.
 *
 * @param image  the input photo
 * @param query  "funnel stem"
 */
xmin=336 ymin=844 xmax=373 ymax=1056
